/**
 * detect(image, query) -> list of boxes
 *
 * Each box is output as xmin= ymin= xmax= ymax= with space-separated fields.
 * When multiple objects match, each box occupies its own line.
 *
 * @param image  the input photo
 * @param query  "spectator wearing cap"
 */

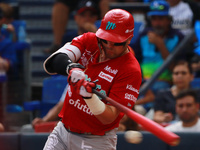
xmin=44 ymin=0 xmax=109 ymax=54
xmin=61 ymin=0 xmax=99 ymax=45
xmin=133 ymin=1 xmax=184 ymax=94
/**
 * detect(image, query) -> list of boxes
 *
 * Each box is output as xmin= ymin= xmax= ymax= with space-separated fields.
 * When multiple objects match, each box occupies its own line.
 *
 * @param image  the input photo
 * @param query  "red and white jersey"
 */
xmin=48 ymin=32 xmax=142 ymax=135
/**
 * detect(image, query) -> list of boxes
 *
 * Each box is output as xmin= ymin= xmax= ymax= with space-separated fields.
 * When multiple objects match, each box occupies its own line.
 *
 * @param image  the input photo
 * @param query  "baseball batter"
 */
xmin=43 ymin=9 xmax=142 ymax=150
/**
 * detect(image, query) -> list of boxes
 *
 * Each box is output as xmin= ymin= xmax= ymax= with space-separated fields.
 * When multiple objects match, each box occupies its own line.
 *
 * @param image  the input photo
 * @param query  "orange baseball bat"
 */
xmin=92 ymin=89 xmax=180 ymax=146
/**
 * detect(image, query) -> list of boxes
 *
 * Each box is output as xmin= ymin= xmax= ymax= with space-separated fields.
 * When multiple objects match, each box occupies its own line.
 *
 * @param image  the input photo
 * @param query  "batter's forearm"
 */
xmin=42 ymin=103 xmax=62 ymax=122
xmin=95 ymin=105 xmax=120 ymax=124
xmin=84 ymin=94 xmax=120 ymax=125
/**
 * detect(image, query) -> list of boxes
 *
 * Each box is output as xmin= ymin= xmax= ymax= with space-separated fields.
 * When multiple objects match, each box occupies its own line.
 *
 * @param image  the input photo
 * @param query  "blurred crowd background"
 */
xmin=0 ymin=0 xmax=200 ymax=137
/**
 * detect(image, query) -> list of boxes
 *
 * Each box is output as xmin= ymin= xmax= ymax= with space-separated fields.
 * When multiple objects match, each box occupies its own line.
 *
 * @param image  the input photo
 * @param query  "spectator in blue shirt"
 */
xmin=133 ymin=1 xmax=184 ymax=94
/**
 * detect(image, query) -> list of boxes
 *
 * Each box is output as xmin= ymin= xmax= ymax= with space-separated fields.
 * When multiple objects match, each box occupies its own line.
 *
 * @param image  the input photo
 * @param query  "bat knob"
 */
xmin=170 ymin=137 xmax=180 ymax=146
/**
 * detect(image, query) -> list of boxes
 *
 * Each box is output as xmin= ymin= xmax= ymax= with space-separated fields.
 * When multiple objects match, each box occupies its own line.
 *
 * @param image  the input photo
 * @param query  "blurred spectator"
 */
xmin=153 ymin=60 xmax=200 ymax=124
xmin=167 ymin=0 xmax=200 ymax=63
xmin=61 ymin=0 xmax=99 ymax=45
xmin=182 ymin=0 xmax=200 ymax=25
xmin=133 ymin=1 xmax=184 ymax=94
xmin=0 ymin=2 xmax=30 ymax=81
xmin=167 ymin=0 xmax=194 ymax=36
xmin=0 ymin=2 xmax=14 ymax=24
xmin=165 ymin=89 xmax=200 ymax=132
xmin=0 ymin=123 xmax=4 ymax=132
xmin=0 ymin=0 xmax=19 ymax=20
xmin=134 ymin=79 xmax=155 ymax=115
xmin=44 ymin=0 xmax=109 ymax=54
xmin=0 ymin=7 xmax=17 ymax=78
xmin=0 ymin=2 xmax=17 ymax=42
xmin=190 ymin=54 xmax=200 ymax=78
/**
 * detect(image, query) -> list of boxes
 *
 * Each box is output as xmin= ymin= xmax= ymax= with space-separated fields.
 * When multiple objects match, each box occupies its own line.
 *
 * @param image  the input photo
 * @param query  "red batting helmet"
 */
xmin=96 ymin=9 xmax=134 ymax=43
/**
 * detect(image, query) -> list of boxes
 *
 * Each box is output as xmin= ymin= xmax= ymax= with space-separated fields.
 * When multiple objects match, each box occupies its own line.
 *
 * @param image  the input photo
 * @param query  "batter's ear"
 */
xmin=127 ymin=36 xmax=133 ymax=44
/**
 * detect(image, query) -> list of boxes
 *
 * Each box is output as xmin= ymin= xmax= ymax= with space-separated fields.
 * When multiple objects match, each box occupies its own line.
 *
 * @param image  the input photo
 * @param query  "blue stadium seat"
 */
xmin=6 ymin=104 xmax=23 ymax=113
xmin=23 ymin=75 xmax=68 ymax=118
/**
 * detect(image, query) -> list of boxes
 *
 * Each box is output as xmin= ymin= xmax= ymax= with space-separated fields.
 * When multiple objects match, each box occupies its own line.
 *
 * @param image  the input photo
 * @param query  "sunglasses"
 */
xmin=100 ymin=39 xmax=126 ymax=46
xmin=173 ymin=71 xmax=188 ymax=75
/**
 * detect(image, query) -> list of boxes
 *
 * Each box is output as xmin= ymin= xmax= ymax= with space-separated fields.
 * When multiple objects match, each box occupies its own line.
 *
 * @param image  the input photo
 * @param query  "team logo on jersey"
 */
xmin=98 ymin=71 xmax=113 ymax=82
xmin=80 ymin=49 xmax=92 ymax=66
xmin=104 ymin=65 xmax=118 ymax=75
xmin=106 ymin=21 xmax=116 ymax=30
xmin=69 ymin=99 xmax=93 ymax=115
xmin=85 ymin=75 xmax=107 ymax=100
xmin=67 ymin=86 xmax=72 ymax=97
xmin=125 ymin=93 xmax=137 ymax=102
xmin=126 ymin=84 xmax=139 ymax=94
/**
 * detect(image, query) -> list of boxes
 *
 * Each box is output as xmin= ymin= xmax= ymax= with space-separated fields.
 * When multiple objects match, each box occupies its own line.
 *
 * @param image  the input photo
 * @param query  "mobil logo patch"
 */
xmin=98 ymin=71 xmax=113 ymax=82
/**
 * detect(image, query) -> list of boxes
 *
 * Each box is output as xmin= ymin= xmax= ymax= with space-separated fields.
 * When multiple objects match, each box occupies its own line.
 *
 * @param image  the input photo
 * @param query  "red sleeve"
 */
xmin=71 ymin=32 xmax=97 ymax=55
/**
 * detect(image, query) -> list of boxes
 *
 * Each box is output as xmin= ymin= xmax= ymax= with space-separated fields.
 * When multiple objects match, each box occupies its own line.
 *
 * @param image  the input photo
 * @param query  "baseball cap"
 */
xmin=147 ymin=1 xmax=170 ymax=17
xmin=76 ymin=0 xmax=98 ymax=15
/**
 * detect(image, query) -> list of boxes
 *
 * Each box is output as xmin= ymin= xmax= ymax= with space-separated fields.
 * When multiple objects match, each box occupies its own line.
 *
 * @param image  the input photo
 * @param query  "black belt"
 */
xmin=62 ymin=123 xmax=92 ymax=135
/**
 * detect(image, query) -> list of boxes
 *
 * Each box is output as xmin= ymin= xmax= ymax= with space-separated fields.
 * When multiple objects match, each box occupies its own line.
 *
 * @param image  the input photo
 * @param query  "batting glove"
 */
xmin=66 ymin=63 xmax=85 ymax=74
xmin=67 ymin=63 xmax=85 ymax=85
xmin=71 ymin=78 xmax=96 ymax=98
xmin=80 ymin=80 xmax=96 ymax=99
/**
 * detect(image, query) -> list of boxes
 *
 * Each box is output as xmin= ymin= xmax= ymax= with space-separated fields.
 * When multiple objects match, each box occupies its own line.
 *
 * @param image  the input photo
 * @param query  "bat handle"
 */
xmin=92 ymin=89 xmax=107 ymax=99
